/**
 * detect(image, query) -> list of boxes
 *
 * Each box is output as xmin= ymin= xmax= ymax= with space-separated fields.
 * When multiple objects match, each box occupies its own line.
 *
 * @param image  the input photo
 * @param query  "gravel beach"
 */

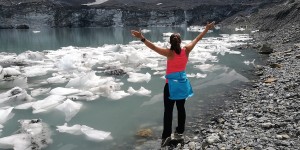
xmin=177 ymin=0 xmax=300 ymax=149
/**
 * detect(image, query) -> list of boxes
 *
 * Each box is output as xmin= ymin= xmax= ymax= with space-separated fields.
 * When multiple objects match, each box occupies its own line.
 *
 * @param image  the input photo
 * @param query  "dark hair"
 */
xmin=170 ymin=33 xmax=181 ymax=55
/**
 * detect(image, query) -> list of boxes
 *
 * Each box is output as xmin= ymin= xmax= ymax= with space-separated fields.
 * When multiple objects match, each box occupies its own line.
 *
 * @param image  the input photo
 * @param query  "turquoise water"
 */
xmin=0 ymin=27 xmax=263 ymax=150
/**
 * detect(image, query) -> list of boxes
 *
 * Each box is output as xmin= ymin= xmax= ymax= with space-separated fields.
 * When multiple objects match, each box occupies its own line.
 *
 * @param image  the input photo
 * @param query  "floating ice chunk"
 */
xmin=56 ymin=123 xmax=112 ymax=141
xmin=0 ymin=107 xmax=14 ymax=125
xmin=187 ymin=26 xmax=213 ymax=33
xmin=67 ymin=91 xmax=98 ymax=101
xmin=33 ymin=31 xmax=40 ymax=33
xmin=46 ymin=75 xmax=69 ymax=84
xmin=141 ymin=29 xmax=151 ymax=33
xmin=57 ymin=54 xmax=78 ymax=71
xmin=0 ymin=119 xmax=52 ymax=150
xmin=196 ymin=73 xmax=207 ymax=78
xmin=57 ymin=123 xmax=82 ymax=135
xmin=107 ymin=91 xmax=130 ymax=100
xmin=187 ymin=73 xmax=207 ymax=78
xmin=0 ymin=133 xmax=29 ymax=150
xmin=244 ymin=59 xmax=255 ymax=66
xmin=235 ymin=27 xmax=246 ymax=31
xmin=127 ymin=87 xmax=151 ymax=96
xmin=50 ymin=87 xmax=81 ymax=96
xmin=3 ymin=67 xmax=21 ymax=76
xmin=32 ymin=95 xmax=66 ymax=113
xmin=56 ymin=99 xmax=82 ymax=122
xmin=0 ymin=75 xmax=28 ymax=89
xmin=228 ymin=50 xmax=241 ymax=54
xmin=0 ymin=87 xmax=32 ymax=104
xmin=66 ymin=71 xmax=110 ymax=90
xmin=127 ymin=72 xmax=151 ymax=83
xmin=81 ymin=125 xmax=112 ymax=141
xmin=22 ymin=65 xmax=50 ymax=77
xmin=83 ymin=0 xmax=109 ymax=5
xmin=162 ymin=32 xmax=173 ymax=37
xmin=17 ymin=51 xmax=47 ymax=61
xmin=31 ymin=88 xmax=51 ymax=97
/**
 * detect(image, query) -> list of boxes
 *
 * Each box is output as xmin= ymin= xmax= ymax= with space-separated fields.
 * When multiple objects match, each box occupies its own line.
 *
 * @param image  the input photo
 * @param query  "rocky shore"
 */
xmin=177 ymin=0 xmax=300 ymax=149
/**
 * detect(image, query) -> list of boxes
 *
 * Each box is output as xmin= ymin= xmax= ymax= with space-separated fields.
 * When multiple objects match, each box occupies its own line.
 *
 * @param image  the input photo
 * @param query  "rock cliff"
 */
xmin=0 ymin=0 xmax=282 ymax=29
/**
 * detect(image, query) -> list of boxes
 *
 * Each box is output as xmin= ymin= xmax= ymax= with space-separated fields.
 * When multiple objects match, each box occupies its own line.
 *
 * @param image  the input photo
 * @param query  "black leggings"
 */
xmin=162 ymin=83 xmax=186 ymax=139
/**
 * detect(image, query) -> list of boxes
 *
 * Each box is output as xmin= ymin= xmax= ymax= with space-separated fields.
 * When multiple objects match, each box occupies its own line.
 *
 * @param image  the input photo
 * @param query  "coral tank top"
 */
xmin=166 ymin=48 xmax=188 ymax=82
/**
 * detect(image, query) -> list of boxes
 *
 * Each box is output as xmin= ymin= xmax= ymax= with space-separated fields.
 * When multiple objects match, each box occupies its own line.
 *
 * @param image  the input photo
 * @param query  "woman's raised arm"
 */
xmin=131 ymin=30 xmax=171 ymax=57
xmin=184 ymin=22 xmax=215 ymax=55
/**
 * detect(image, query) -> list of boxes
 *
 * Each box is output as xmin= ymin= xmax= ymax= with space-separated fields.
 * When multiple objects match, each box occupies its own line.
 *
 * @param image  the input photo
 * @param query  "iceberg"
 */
xmin=0 ymin=87 xmax=32 ymax=105
xmin=56 ymin=123 xmax=112 ymax=141
xmin=32 ymin=95 xmax=66 ymax=113
xmin=107 ymin=91 xmax=130 ymax=100
xmin=0 ymin=107 xmax=14 ymax=125
xmin=0 ymin=119 xmax=52 ymax=150
xmin=50 ymin=87 xmax=81 ymax=96
xmin=127 ymin=87 xmax=151 ymax=96
xmin=46 ymin=75 xmax=69 ymax=84
xmin=127 ymin=72 xmax=151 ymax=83
xmin=56 ymin=99 xmax=82 ymax=122
xmin=31 ymin=88 xmax=51 ymax=97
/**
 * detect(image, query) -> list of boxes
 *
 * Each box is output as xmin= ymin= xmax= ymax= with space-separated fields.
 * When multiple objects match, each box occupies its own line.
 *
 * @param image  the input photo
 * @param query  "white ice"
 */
xmin=107 ymin=90 xmax=130 ymax=100
xmin=31 ymin=88 xmax=51 ymax=97
xmin=46 ymin=75 xmax=69 ymax=84
xmin=0 ymin=119 xmax=52 ymax=150
xmin=56 ymin=123 xmax=112 ymax=141
xmin=244 ymin=59 xmax=255 ymax=66
xmin=56 ymin=99 xmax=82 ymax=122
xmin=0 ymin=87 xmax=32 ymax=105
xmin=127 ymin=86 xmax=151 ymax=96
xmin=0 ymin=134 xmax=30 ymax=150
xmin=32 ymin=95 xmax=66 ymax=113
xmin=127 ymin=72 xmax=151 ymax=83
xmin=50 ymin=87 xmax=81 ymax=96
xmin=0 ymin=107 xmax=14 ymax=125
xmin=83 ymin=0 xmax=109 ymax=6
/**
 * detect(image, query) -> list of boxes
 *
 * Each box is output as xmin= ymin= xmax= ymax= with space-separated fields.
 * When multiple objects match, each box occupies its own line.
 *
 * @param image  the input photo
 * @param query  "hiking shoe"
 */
xmin=174 ymin=132 xmax=184 ymax=139
xmin=161 ymin=137 xmax=171 ymax=147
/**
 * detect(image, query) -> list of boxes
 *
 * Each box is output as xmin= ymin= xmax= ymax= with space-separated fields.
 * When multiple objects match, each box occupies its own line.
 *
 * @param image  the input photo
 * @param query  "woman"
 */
xmin=131 ymin=21 xmax=215 ymax=147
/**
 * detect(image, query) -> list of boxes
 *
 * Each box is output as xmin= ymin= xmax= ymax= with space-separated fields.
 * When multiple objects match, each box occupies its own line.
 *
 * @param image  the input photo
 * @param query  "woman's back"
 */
xmin=166 ymin=48 xmax=188 ymax=75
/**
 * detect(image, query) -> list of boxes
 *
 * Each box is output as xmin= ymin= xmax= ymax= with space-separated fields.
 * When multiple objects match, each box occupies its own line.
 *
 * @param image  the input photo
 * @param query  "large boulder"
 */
xmin=259 ymin=43 xmax=274 ymax=54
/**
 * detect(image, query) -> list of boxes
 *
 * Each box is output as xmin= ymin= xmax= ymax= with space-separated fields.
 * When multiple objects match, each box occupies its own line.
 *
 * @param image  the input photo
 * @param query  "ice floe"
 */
xmin=56 ymin=99 xmax=82 ymax=122
xmin=127 ymin=72 xmax=151 ymax=83
xmin=50 ymin=87 xmax=81 ymax=96
xmin=32 ymin=95 xmax=66 ymax=113
xmin=0 ymin=119 xmax=52 ymax=150
xmin=0 ymin=107 xmax=14 ymax=125
xmin=56 ymin=123 xmax=112 ymax=141
xmin=0 ymin=87 xmax=32 ymax=105
xmin=127 ymin=86 xmax=151 ymax=96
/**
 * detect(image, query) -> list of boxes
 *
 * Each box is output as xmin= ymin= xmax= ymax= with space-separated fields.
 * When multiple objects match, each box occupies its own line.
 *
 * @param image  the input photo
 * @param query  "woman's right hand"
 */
xmin=131 ymin=30 xmax=144 ymax=39
xmin=205 ymin=21 xmax=215 ymax=30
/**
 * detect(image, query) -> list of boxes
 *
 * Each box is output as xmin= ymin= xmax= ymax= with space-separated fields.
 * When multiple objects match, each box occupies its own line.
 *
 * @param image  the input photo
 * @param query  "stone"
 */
xmin=206 ymin=133 xmax=220 ymax=144
xmin=136 ymin=128 xmax=152 ymax=137
xmin=269 ymin=63 xmax=282 ymax=68
xmin=16 ymin=24 xmax=29 ymax=29
xmin=259 ymin=44 xmax=273 ymax=54
xmin=264 ymin=78 xmax=277 ymax=83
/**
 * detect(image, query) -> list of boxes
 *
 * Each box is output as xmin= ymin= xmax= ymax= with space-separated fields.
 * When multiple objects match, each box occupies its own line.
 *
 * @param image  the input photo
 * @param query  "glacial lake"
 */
xmin=0 ymin=27 xmax=263 ymax=150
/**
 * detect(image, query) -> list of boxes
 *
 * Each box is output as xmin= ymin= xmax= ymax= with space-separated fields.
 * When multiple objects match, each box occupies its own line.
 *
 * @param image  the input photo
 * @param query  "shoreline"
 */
xmin=186 ymin=32 xmax=300 ymax=149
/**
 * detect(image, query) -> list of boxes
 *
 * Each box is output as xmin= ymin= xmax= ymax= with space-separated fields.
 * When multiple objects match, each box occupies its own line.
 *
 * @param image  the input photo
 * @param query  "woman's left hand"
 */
xmin=131 ymin=30 xmax=144 ymax=39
